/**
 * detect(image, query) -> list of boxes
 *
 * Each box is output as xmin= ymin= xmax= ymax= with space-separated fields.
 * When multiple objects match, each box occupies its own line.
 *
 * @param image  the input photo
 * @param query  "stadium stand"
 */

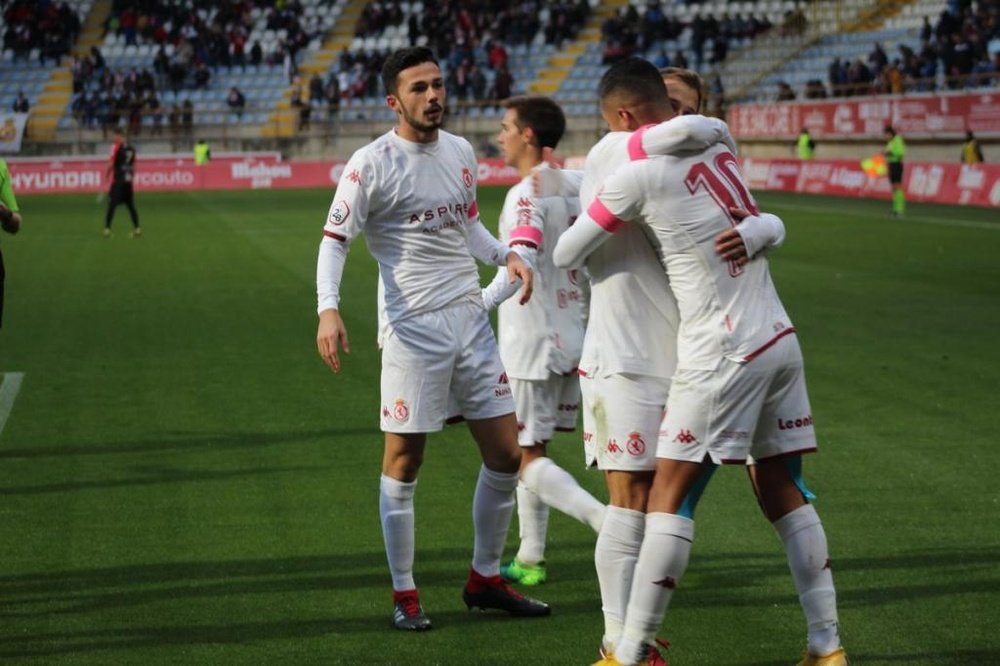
xmin=755 ymin=0 xmax=999 ymax=102
xmin=4 ymin=0 xmax=996 ymax=155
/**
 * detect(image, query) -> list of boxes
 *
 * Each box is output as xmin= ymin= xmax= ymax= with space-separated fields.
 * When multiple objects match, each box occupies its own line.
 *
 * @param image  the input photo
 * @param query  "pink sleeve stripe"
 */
xmin=587 ymin=198 xmax=624 ymax=233
xmin=323 ymin=230 xmax=347 ymax=242
xmin=468 ymin=200 xmax=479 ymax=219
xmin=510 ymin=225 xmax=543 ymax=246
xmin=627 ymin=124 xmax=655 ymax=161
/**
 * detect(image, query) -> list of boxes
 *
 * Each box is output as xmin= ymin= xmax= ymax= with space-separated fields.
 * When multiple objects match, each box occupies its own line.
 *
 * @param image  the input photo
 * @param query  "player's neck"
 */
xmin=518 ymin=154 xmax=544 ymax=178
xmin=395 ymin=124 xmax=438 ymax=144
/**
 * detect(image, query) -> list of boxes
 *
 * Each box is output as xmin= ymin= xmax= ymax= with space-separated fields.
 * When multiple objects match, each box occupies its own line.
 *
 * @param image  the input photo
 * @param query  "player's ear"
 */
xmin=386 ymin=94 xmax=398 ymax=112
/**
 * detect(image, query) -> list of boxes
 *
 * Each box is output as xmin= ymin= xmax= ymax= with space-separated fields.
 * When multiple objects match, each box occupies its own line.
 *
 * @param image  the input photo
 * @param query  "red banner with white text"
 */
xmin=6 ymin=156 xmax=521 ymax=195
xmin=741 ymin=157 xmax=1000 ymax=207
xmin=729 ymin=92 xmax=1000 ymax=140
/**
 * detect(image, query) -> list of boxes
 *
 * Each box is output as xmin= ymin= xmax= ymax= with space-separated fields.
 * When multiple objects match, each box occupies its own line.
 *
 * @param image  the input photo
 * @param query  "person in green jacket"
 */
xmin=796 ymin=128 xmax=816 ymax=159
xmin=883 ymin=125 xmax=906 ymax=216
xmin=0 ymin=158 xmax=23 ymax=329
xmin=194 ymin=138 xmax=211 ymax=165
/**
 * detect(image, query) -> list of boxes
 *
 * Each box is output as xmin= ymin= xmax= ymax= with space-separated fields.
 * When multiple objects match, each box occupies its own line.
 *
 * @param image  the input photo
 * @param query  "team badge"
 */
xmin=393 ymin=399 xmax=410 ymax=423
xmin=626 ymin=431 xmax=646 ymax=456
xmin=462 ymin=167 xmax=473 ymax=188
xmin=328 ymin=200 xmax=350 ymax=226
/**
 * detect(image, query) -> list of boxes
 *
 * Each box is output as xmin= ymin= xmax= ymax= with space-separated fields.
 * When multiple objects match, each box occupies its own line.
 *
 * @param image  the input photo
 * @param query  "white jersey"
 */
xmin=495 ymin=164 xmax=584 ymax=379
xmin=584 ymin=143 xmax=794 ymax=370
xmin=319 ymin=129 xmax=502 ymax=330
xmin=577 ymin=132 xmax=678 ymax=379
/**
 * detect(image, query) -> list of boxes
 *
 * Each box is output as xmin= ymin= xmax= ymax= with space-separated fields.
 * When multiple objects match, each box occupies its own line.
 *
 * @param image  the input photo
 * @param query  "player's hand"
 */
xmin=0 ymin=204 xmax=17 ymax=234
xmin=715 ymin=208 xmax=753 ymax=266
xmin=317 ymin=309 xmax=350 ymax=373
xmin=506 ymin=251 xmax=534 ymax=304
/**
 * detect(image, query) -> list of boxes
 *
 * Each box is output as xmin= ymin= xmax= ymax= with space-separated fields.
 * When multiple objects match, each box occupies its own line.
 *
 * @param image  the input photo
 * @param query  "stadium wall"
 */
xmin=9 ymin=154 xmax=998 ymax=208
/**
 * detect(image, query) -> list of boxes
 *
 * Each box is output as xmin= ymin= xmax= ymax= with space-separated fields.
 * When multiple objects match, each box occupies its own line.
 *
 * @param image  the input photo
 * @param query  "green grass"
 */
xmin=0 ymin=189 xmax=998 ymax=665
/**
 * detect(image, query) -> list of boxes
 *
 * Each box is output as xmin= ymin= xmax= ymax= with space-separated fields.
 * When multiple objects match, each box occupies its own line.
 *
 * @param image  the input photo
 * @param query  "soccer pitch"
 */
xmin=0 ymin=188 xmax=998 ymax=665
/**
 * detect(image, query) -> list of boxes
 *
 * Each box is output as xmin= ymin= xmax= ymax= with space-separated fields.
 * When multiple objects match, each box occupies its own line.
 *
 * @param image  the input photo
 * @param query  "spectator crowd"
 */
xmin=825 ymin=1 xmax=999 ymax=97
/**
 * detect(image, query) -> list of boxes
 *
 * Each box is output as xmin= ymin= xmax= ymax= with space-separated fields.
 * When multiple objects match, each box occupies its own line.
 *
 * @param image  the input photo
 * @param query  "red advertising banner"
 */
xmin=729 ymin=92 xmax=1000 ymax=140
xmin=741 ymin=157 xmax=1000 ymax=207
xmin=7 ymin=156 xmax=521 ymax=195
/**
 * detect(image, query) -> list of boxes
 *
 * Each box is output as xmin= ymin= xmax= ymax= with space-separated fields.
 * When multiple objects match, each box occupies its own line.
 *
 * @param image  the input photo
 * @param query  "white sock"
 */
xmin=521 ymin=456 xmax=606 ymax=532
xmin=514 ymin=482 xmax=549 ymax=565
xmin=471 ymin=465 xmax=518 ymax=577
xmin=616 ymin=512 xmax=695 ymax=665
xmin=773 ymin=504 xmax=841 ymax=656
xmin=594 ymin=506 xmax=645 ymax=653
xmin=379 ymin=474 xmax=417 ymax=592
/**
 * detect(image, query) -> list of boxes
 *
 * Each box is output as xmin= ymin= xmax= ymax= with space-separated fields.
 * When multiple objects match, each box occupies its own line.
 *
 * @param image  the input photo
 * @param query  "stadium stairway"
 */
xmin=261 ymin=0 xmax=357 ymax=138
xmin=527 ymin=0 xmax=629 ymax=96
xmin=27 ymin=0 xmax=109 ymax=141
xmin=843 ymin=0 xmax=915 ymax=33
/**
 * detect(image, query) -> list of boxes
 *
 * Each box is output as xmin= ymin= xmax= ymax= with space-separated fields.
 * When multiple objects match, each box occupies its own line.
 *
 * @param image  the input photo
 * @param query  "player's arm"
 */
xmin=480 ymin=193 xmax=543 ymax=310
xmin=553 ymin=164 xmax=643 ymax=268
xmin=467 ymin=213 xmax=535 ymax=305
xmin=316 ymin=156 xmax=372 ymax=373
xmin=715 ymin=210 xmax=786 ymax=266
xmin=481 ymin=245 xmax=536 ymax=309
xmin=636 ymin=114 xmax=738 ymax=158
xmin=0 ymin=171 xmax=21 ymax=234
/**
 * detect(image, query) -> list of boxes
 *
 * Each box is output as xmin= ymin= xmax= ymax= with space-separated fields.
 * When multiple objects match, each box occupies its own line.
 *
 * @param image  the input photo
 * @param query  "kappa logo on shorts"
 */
xmin=328 ymin=200 xmax=350 ymax=226
xmin=673 ymin=429 xmax=698 ymax=445
xmin=607 ymin=439 xmax=623 ymax=454
xmin=626 ymin=431 xmax=646 ymax=456
xmin=462 ymin=167 xmax=473 ymax=188
xmin=392 ymin=399 xmax=410 ymax=423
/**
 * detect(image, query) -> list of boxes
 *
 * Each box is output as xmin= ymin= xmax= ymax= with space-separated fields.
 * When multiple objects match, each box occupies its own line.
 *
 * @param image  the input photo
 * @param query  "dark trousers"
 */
xmin=106 ymin=183 xmax=140 ymax=228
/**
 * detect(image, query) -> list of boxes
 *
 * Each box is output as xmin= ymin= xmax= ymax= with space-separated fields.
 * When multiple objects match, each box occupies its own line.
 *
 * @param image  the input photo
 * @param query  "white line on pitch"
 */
xmin=0 ymin=372 xmax=25 ymax=439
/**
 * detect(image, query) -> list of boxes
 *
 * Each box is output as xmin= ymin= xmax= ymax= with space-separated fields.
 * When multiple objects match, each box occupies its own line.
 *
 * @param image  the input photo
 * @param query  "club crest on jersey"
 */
xmin=462 ymin=167 xmax=473 ymax=188
xmin=328 ymin=200 xmax=350 ymax=226
xmin=392 ymin=399 xmax=410 ymax=423
xmin=626 ymin=431 xmax=646 ymax=456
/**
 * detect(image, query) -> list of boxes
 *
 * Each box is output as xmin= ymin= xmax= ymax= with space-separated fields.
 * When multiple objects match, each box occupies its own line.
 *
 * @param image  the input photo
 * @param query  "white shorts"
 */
xmin=379 ymin=301 xmax=514 ymax=433
xmin=581 ymin=372 xmax=671 ymax=471
xmin=657 ymin=333 xmax=817 ymax=465
xmin=511 ymin=374 xmax=581 ymax=446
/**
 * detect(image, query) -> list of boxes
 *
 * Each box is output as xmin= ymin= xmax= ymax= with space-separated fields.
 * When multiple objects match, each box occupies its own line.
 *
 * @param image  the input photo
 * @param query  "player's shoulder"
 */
xmin=439 ymin=130 xmax=477 ymax=160
xmin=587 ymin=132 xmax=629 ymax=161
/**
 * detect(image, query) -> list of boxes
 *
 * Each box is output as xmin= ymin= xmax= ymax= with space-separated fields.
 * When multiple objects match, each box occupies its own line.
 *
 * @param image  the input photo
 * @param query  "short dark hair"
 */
xmin=381 ymin=47 xmax=439 ymax=96
xmin=660 ymin=66 xmax=705 ymax=112
xmin=502 ymin=96 xmax=566 ymax=149
xmin=598 ymin=57 xmax=670 ymax=108
xmin=884 ymin=125 xmax=895 ymax=135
